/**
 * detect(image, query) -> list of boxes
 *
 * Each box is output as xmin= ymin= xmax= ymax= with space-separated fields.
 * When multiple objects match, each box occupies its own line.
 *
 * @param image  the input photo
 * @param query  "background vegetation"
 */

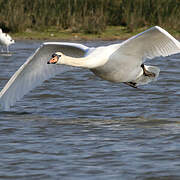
xmin=0 ymin=0 xmax=179 ymax=37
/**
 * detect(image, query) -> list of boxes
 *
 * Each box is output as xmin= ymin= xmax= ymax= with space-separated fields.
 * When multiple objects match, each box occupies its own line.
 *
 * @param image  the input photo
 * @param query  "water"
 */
xmin=0 ymin=40 xmax=180 ymax=180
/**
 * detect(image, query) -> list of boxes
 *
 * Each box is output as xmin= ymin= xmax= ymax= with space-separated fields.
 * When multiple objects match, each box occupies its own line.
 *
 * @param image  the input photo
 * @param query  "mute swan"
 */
xmin=0 ymin=28 xmax=15 ymax=52
xmin=0 ymin=26 xmax=180 ymax=110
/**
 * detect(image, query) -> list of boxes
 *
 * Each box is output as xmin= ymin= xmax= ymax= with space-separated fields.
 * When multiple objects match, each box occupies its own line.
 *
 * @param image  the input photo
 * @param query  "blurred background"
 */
xmin=0 ymin=0 xmax=180 ymax=38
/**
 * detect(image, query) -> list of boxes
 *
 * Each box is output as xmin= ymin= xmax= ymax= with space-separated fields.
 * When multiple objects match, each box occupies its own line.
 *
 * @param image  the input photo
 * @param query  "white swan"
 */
xmin=0 ymin=26 xmax=180 ymax=110
xmin=0 ymin=28 xmax=15 ymax=52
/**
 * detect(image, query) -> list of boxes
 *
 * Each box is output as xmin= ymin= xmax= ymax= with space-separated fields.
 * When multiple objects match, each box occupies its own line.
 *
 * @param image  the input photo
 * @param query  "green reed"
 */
xmin=0 ymin=0 xmax=179 ymax=34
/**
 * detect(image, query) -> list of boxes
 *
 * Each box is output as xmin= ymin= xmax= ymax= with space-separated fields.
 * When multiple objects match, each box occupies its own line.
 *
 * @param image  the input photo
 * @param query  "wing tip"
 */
xmin=153 ymin=26 xmax=180 ymax=48
xmin=150 ymin=26 xmax=170 ymax=35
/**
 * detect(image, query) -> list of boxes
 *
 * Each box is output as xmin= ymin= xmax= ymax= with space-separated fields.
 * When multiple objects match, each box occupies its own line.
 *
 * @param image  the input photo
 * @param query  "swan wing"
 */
xmin=0 ymin=42 xmax=90 ymax=110
xmin=117 ymin=26 xmax=180 ymax=62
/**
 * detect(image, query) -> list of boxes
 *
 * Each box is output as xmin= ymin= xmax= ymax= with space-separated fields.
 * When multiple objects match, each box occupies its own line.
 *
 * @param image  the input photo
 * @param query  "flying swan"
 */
xmin=0 ymin=26 xmax=180 ymax=110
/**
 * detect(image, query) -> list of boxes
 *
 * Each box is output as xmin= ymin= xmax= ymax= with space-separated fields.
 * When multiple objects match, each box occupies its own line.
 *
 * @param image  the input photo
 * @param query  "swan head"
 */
xmin=47 ymin=52 xmax=63 ymax=64
xmin=9 ymin=39 xmax=15 ymax=45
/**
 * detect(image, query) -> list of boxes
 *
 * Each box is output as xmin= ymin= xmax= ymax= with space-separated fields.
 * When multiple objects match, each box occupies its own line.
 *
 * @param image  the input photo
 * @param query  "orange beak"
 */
xmin=47 ymin=55 xmax=59 ymax=64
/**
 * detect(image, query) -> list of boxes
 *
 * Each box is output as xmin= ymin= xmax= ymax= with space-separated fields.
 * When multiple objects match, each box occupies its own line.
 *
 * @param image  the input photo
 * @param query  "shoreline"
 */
xmin=11 ymin=26 xmax=180 ymax=41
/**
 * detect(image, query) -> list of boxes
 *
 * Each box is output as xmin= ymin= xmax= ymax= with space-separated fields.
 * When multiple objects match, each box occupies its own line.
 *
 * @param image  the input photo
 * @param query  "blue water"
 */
xmin=0 ymin=40 xmax=180 ymax=179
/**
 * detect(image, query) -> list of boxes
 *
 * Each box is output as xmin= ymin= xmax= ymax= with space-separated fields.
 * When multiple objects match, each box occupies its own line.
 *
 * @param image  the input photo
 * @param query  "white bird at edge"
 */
xmin=0 ymin=28 xmax=15 ymax=52
xmin=0 ymin=26 xmax=180 ymax=110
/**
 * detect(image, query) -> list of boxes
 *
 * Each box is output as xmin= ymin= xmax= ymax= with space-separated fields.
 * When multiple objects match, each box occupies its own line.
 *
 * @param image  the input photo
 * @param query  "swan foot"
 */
xmin=141 ymin=64 xmax=155 ymax=77
xmin=124 ymin=82 xmax=137 ymax=88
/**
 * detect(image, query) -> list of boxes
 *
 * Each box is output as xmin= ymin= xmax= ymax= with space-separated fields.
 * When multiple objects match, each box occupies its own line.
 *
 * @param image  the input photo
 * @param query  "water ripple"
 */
xmin=0 ymin=40 xmax=180 ymax=179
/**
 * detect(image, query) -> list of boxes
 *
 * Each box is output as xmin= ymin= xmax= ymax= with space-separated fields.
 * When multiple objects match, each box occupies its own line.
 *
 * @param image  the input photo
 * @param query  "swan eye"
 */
xmin=52 ymin=53 xmax=61 ymax=58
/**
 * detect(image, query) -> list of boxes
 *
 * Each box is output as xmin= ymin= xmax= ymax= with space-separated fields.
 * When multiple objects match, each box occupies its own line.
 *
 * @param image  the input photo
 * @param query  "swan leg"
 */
xmin=141 ymin=64 xmax=155 ymax=77
xmin=124 ymin=82 xmax=137 ymax=88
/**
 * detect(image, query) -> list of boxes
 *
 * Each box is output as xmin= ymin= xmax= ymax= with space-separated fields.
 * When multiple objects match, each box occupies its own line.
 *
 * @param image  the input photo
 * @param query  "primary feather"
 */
xmin=0 ymin=42 xmax=89 ymax=110
xmin=118 ymin=26 xmax=180 ymax=61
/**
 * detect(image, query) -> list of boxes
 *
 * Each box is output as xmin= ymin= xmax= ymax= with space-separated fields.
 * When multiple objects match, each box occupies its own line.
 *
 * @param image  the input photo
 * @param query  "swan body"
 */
xmin=0 ymin=26 xmax=180 ymax=110
xmin=0 ymin=28 xmax=15 ymax=52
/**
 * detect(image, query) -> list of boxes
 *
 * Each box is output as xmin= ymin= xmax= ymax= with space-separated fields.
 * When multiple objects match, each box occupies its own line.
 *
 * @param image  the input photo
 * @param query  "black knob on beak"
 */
xmin=52 ymin=53 xmax=57 ymax=58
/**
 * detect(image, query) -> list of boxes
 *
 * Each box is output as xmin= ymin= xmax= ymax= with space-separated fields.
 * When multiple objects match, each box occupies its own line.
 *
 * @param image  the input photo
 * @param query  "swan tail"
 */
xmin=135 ymin=65 xmax=160 ymax=86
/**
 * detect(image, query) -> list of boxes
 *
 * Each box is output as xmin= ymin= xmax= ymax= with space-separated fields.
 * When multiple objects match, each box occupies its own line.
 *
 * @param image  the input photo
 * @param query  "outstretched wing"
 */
xmin=117 ymin=26 xmax=180 ymax=62
xmin=0 ymin=42 xmax=90 ymax=110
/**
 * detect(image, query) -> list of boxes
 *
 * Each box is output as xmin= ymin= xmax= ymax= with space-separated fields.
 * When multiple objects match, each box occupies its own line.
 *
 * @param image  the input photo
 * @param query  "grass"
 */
xmin=12 ymin=26 xmax=180 ymax=41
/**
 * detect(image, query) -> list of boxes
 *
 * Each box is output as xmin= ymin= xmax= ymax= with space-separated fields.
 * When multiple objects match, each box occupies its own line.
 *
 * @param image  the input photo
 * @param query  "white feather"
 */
xmin=0 ymin=42 xmax=90 ymax=110
xmin=118 ymin=26 xmax=180 ymax=61
xmin=94 ymin=26 xmax=180 ymax=82
xmin=0 ymin=28 xmax=15 ymax=51
xmin=0 ymin=26 xmax=180 ymax=110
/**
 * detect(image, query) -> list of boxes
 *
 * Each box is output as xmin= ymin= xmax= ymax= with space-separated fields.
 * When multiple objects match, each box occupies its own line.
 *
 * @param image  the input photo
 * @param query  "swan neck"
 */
xmin=61 ymin=55 xmax=90 ymax=68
